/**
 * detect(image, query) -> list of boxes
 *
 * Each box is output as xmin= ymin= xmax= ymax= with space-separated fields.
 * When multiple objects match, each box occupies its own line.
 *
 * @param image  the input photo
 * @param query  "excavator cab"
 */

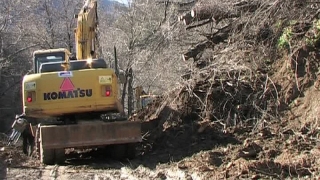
xmin=140 ymin=95 xmax=157 ymax=109
xmin=135 ymin=86 xmax=158 ymax=110
xmin=33 ymin=48 xmax=71 ymax=73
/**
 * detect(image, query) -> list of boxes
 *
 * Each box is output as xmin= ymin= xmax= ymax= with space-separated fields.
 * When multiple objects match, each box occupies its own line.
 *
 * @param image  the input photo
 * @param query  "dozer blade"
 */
xmin=40 ymin=121 xmax=141 ymax=149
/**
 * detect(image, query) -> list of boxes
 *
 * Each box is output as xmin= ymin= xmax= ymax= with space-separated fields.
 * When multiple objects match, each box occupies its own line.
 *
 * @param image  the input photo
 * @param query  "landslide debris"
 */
xmin=133 ymin=0 xmax=320 ymax=178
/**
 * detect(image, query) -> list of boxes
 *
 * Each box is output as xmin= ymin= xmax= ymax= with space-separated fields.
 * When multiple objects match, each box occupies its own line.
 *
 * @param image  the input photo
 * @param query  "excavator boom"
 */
xmin=75 ymin=0 xmax=99 ymax=60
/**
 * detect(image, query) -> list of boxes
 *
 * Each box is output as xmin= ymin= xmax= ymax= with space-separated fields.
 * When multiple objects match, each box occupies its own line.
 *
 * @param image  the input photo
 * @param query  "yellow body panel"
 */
xmin=23 ymin=68 xmax=123 ymax=118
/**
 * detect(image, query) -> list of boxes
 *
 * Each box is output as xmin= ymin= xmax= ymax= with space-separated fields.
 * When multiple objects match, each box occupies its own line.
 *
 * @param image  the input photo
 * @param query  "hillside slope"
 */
xmin=132 ymin=0 xmax=320 ymax=178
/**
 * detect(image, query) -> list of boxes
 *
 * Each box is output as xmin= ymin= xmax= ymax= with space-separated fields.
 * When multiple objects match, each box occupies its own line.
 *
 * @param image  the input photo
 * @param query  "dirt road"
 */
xmin=4 ymin=148 xmax=212 ymax=180
xmin=0 ymin=127 xmax=241 ymax=180
xmin=2 ymin=121 xmax=320 ymax=180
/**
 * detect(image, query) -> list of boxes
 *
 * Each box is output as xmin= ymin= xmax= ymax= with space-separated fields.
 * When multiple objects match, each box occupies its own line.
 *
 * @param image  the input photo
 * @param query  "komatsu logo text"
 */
xmin=43 ymin=89 xmax=92 ymax=100
xmin=43 ymin=76 xmax=92 ymax=101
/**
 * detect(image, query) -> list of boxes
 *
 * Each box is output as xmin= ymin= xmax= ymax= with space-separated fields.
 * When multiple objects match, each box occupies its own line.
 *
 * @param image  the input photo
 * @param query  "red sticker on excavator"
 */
xmin=60 ymin=78 xmax=75 ymax=91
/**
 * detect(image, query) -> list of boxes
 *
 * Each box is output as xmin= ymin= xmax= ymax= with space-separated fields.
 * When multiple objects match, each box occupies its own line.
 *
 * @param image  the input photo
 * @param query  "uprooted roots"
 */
xmin=174 ymin=68 xmax=280 ymax=129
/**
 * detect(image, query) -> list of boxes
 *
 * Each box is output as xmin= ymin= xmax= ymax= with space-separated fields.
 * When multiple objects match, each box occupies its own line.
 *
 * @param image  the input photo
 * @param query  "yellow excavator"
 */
xmin=8 ymin=0 xmax=141 ymax=165
xmin=135 ymin=86 xmax=159 ymax=110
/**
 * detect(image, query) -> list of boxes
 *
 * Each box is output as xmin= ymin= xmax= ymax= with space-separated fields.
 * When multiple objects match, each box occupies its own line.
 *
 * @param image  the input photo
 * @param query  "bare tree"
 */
xmin=0 ymin=0 xmax=38 ymax=131
xmin=0 ymin=0 xmax=83 ymax=130
xmin=98 ymin=0 xmax=189 ymax=112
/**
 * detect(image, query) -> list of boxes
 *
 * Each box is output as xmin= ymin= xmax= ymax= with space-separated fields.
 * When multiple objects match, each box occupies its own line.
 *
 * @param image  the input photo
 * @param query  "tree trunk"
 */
xmin=44 ymin=1 xmax=55 ymax=48
xmin=191 ymin=4 xmax=239 ymax=23
xmin=0 ymin=34 xmax=3 ymax=56
xmin=191 ymin=4 xmax=215 ymax=21
xmin=183 ymin=25 xmax=231 ymax=61
xmin=183 ymin=40 xmax=211 ymax=61
xmin=127 ymin=68 xmax=134 ymax=116
xmin=0 ymin=34 xmax=2 ymax=84
xmin=121 ymin=69 xmax=128 ymax=111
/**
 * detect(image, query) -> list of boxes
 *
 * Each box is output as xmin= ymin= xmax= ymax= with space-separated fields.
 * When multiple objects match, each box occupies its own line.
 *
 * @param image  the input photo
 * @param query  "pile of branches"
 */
xmin=133 ymin=67 xmax=280 ymax=134
xmin=175 ymin=67 xmax=280 ymax=128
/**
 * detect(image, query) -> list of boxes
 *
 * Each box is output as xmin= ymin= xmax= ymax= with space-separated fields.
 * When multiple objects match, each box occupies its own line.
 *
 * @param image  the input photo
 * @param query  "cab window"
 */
xmin=33 ymin=52 xmax=65 ymax=73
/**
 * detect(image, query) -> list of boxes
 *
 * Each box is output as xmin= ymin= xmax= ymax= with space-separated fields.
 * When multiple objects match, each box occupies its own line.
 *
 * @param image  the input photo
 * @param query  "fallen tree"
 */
xmin=190 ymin=3 xmax=238 ymax=23
xmin=178 ymin=0 xmax=261 ymax=28
xmin=183 ymin=25 xmax=232 ymax=62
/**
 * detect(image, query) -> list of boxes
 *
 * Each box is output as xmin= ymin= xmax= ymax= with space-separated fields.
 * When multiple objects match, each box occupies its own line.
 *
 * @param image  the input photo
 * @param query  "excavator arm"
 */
xmin=75 ymin=0 xmax=99 ymax=60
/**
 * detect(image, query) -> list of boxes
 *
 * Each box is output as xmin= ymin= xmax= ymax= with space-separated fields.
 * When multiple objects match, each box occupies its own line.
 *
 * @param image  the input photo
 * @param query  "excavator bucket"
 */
xmin=40 ymin=121 xmax=141 ymax=149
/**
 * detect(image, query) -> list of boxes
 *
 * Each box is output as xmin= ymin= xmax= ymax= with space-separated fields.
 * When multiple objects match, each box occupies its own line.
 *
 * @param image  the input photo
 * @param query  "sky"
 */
xmin=112 ymin=0 xmax=129 ymax=5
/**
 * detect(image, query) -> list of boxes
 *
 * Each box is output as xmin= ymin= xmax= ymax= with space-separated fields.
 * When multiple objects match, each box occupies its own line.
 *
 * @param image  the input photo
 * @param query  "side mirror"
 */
xmin=118 ymin=70 xmax=126 ymax=84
